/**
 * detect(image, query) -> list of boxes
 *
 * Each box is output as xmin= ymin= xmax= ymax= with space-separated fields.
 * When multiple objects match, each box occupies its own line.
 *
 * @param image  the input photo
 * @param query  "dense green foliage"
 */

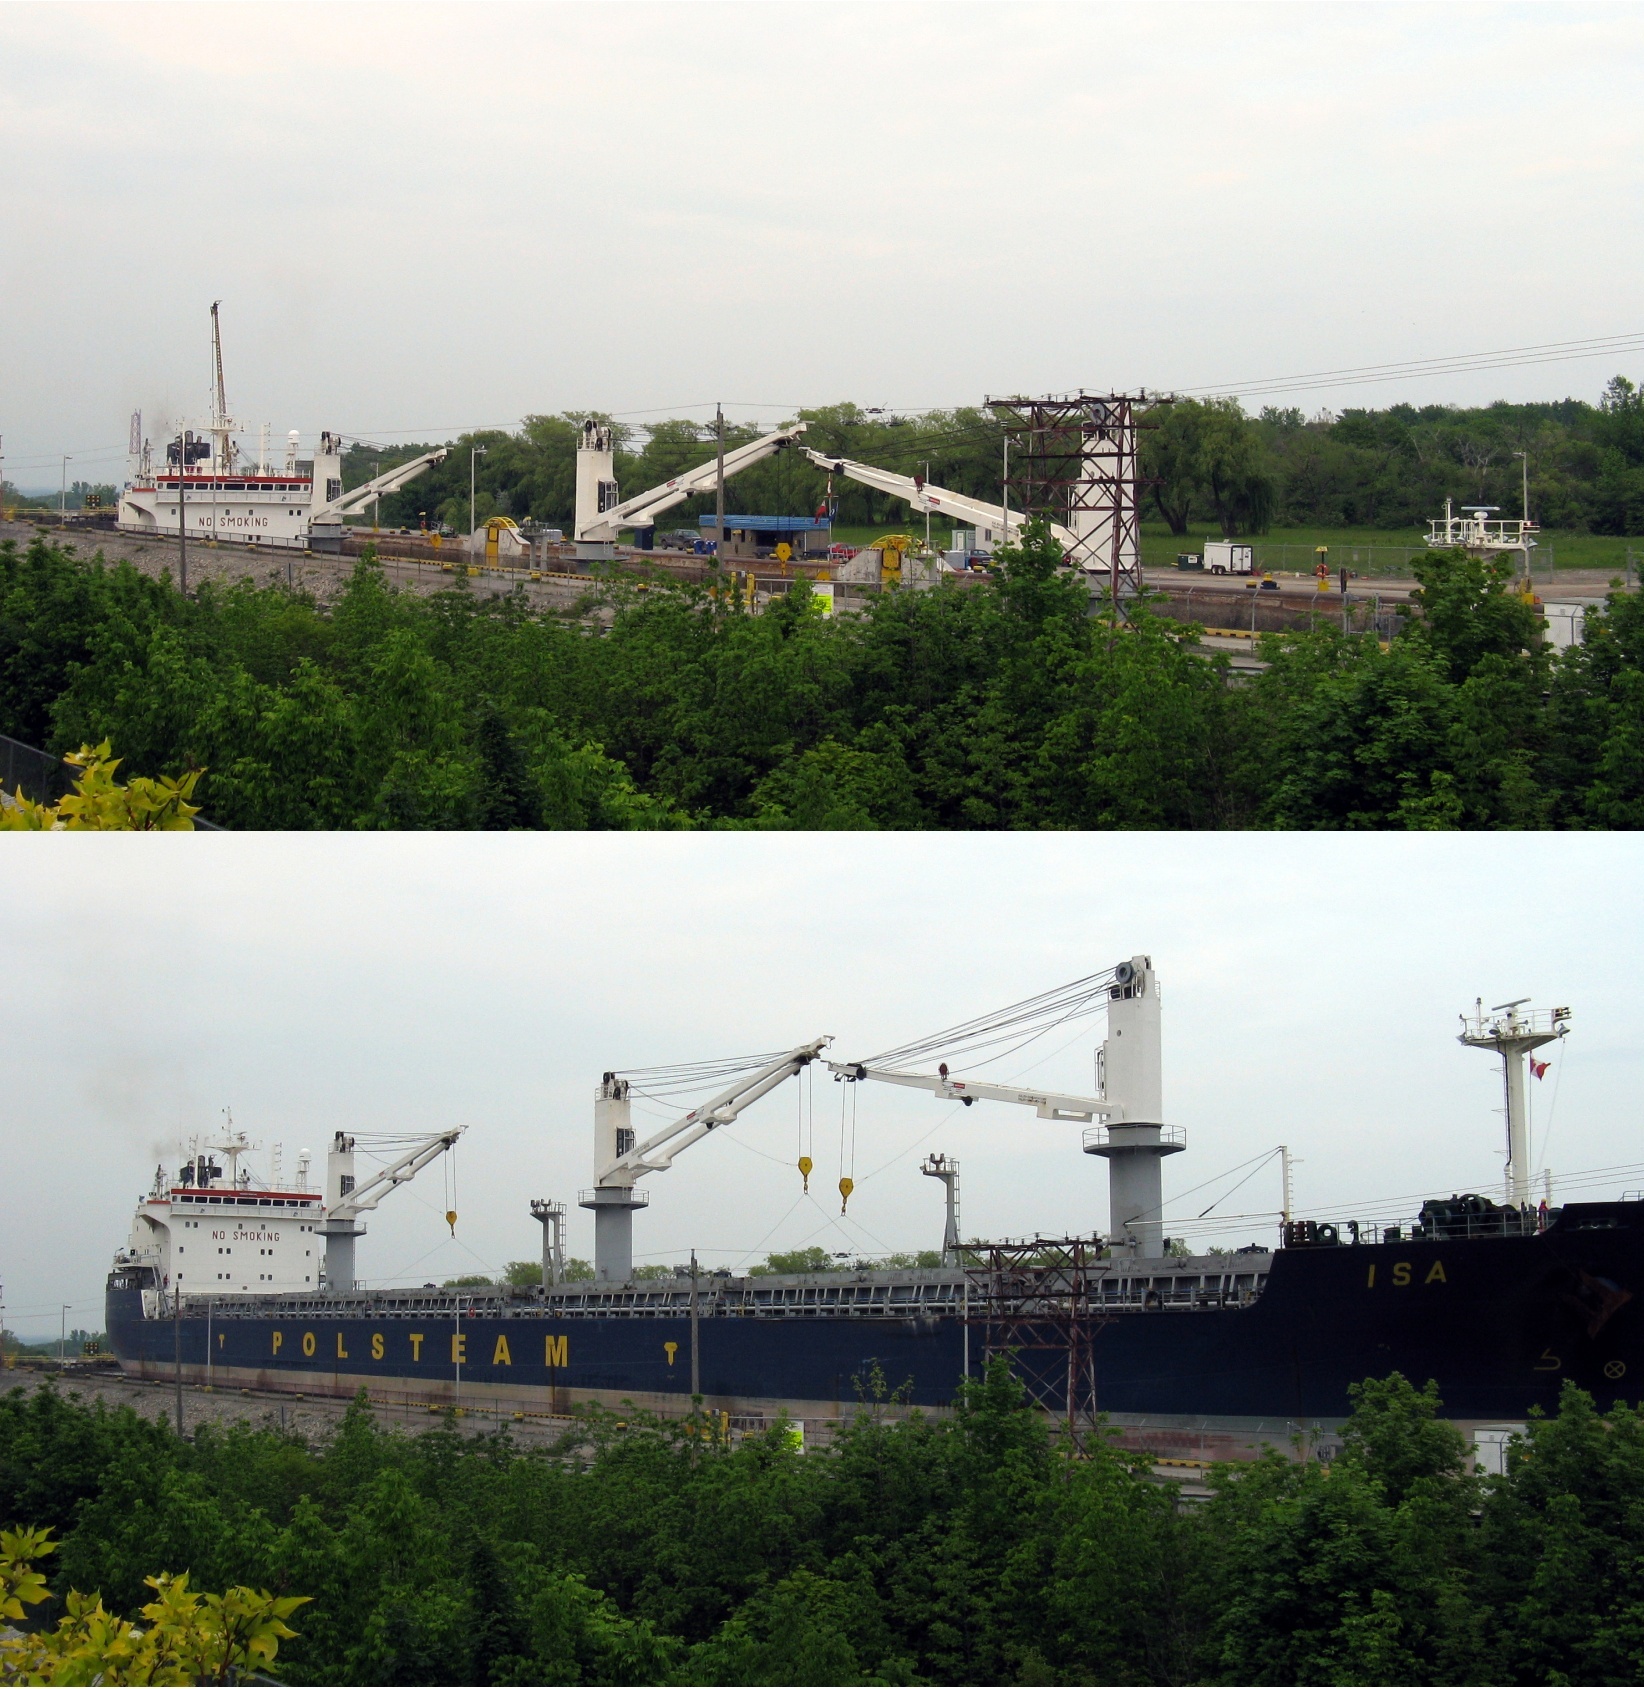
xmin=4 ymin=1371 xmax=1642 ymax=1685
xmin=343 ymin=383 xmax=1644 ymax=542
xmin=4 ymin=526 xmax=1644 ymax=829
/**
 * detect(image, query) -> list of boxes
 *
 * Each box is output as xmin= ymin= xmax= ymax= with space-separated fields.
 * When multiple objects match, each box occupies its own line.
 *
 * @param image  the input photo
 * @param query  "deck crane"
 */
xmin=306 ymin=447 xmax=451 ymax=525
xmin=575 ymin=420 xmax=810 ymax=544
xmin=827 ymin=956 xmax=1183 ymax=1259
xmin=798 ymin=446 xmax=1077 ymax=556
xmin=317 ymin=1126 xmax=466 ymax=1292
xmin=582 ymin=1039 xmax=832 ymax=1280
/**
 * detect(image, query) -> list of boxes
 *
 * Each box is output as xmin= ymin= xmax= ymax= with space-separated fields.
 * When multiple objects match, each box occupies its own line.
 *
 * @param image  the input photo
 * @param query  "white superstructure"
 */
xmin=113 ymin=1129 xmax=326 ymax=1315
xmin=119 ymin=428 xmax=343 ymax=551
xmin=112 ymin=1121 xmax=464 ymax=1309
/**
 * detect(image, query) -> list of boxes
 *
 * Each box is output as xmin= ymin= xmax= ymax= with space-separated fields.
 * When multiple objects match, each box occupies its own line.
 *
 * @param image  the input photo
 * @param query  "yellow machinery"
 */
xmin=481 ymin=515 xmax=521 ymax=566
xmin=866 ymin=533 xmax=918 ymax=585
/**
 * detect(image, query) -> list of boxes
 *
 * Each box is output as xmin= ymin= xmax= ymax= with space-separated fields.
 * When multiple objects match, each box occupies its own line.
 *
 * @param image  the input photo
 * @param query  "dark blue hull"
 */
xmin=107 ymin=1205 xmax=1644 ymax=1427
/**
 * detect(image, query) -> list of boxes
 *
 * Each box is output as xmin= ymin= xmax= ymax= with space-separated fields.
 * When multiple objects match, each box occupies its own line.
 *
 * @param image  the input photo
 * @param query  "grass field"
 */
xmin=1145 ymin=524 xmax=1643 ymax=579
xmin=718 ymin=521 xmax=1642 ymax=581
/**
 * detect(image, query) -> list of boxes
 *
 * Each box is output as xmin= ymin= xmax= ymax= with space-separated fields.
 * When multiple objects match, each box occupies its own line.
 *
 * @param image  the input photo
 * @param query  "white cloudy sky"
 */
xmin=2 ymin=2 xmax=1642 ymax=488
xmin=1 ymin=832 xmax=1638 ymax=1337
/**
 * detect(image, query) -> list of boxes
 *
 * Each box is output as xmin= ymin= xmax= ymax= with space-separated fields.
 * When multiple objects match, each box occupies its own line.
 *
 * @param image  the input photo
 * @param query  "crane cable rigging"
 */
xmin=855 ymin=965 xmax=1122 ymax=1073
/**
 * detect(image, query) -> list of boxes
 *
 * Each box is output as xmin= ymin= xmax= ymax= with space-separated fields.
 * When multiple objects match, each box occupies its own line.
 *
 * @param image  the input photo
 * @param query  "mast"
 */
xmin=1459 ymin=999 xmax=1570 ymax=1207
xmin=920 ymin=1154 xmax=962 ymax=1263
xmin=209 ymin=301 xmax=234 ymax=474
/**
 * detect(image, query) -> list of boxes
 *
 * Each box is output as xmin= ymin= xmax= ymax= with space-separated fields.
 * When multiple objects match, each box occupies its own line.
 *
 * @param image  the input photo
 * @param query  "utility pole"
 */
xmin=689 ymin=1249 xmax=700 ymax=1397
xmin=715 ymin=405 xmax=726 ymax=560
xmin=1279 ymin=1146 xmax=1293 ymax=1229
xmin=1514 ymin=450 xmax=1532 ymax=577
xmin=374 ymin=459 xmax=381 ymax=533
xmin=177 ymin=433 xmax=188 ymax=595
xmin=923 ymin=460 xmax=931 ymax=551
xmin=59 ymin=1303 xmax=69 ymax=1363
xmin=173 ymin=1275 xmax=184 ymax=1437
xmin=59 ymin=456 xmax=71 ymax=522
xmin=1001 ymin=436 xmax=1010 ymax=547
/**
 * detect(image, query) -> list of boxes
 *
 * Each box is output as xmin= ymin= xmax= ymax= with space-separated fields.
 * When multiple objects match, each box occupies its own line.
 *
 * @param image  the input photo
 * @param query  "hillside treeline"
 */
xmin=3 ymin=1371 xmax=1643 ymax=1685
xmin=343 ymin=380 xmax=1644 ymax=539
xmin=3 ymin=529 xmax=1644 ymax=829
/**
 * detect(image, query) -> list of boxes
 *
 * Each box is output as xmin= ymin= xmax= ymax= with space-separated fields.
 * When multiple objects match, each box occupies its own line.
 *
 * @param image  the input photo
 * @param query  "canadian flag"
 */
xmin=1530 ymin=1058 xmax=1551 ymax=1079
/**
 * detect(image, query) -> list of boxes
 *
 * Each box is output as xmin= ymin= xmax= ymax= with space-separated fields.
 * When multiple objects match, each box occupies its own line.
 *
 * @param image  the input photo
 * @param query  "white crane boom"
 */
xmin=600 ymin=425 xmax=810 ymax=536
xmin=317 ymin=1124 xmax=465 ymax=1292
xmin=828 ymin=1061 xmax=1110 ymax=1122
xmin=325 ymin=1126 xmax=465 ymax=1222
xmin=310 ymin=448 xmax=451 ymax=521
xmin=799 ymin=447 xmax=1076 ymax=552
xmin=598 ymin=1038 xmax=832 ymax=1187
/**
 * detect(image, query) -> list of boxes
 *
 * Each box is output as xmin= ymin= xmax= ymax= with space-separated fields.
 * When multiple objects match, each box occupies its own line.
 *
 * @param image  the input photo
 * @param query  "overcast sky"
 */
xmin=3 ymin=3 xmax=1642 ymax=488
xmin=2 ymin=833 xmax=1637 ymax=1337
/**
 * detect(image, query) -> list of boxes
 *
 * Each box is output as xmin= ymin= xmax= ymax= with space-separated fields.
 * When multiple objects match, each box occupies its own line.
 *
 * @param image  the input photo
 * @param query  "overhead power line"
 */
xmin=1176 ymin=329 xmax=1644 ymax=402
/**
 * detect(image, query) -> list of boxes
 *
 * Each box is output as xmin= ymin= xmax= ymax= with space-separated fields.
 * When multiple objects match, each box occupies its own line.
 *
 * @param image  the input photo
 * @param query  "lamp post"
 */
xmin=470 ymin=444 xmax=487 ymax=552
xmin=1514 ymin=450 xmax=1532 ymax=577
xmin=59 ymin=456 xmax=71 ymax=522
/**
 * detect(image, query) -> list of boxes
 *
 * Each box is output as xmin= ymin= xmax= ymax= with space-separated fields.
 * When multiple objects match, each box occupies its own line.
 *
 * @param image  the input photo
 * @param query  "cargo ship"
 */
xmin=105 ymin=961 xmax=1642 ymax=1452
xmin=116 ymin=303 xmax=445 ymax=553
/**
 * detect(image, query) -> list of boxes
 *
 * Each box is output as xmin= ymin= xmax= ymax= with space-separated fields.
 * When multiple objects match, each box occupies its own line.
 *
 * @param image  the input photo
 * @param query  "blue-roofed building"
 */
xmin=699 ymin=513 xmax=832 ymax=561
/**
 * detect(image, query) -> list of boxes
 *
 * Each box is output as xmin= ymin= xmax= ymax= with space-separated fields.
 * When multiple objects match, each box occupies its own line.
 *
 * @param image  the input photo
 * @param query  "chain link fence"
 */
xmin=1157 ymin=589 xmax=1403 ymax=641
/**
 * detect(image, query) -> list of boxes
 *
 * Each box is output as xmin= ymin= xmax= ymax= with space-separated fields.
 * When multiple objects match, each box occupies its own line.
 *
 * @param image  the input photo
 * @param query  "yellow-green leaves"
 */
xmin=0 ymin=742 xmax=204 ymax=831
xmin=0 ymin=1528 xmax=307 ymax=1685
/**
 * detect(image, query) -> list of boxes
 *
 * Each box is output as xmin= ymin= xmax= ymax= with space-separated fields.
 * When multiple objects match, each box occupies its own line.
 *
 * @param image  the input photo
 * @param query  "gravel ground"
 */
xmin=0 ymin=519 xmax=600 ymax=613
xmin=3 ymin=1364 xmax=582 ymax=1447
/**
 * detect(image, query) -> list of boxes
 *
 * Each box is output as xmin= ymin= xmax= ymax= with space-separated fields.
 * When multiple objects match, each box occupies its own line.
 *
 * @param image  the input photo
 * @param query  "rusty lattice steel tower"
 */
xmin=987 ymin=392 xmax=1148 ymax=610
xmin=964 ymin=1234 xmax=1112 ymax=1450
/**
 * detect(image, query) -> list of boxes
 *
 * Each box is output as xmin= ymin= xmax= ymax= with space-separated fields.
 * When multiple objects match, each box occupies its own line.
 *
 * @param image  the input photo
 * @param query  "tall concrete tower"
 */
xmin=580 ymin=1073 xmax=648 ymax=1282
xmin=574 ymin=420 xmax=619 ymax=543
xmin=1084 ymin=956 xmax=1182 ymax=1258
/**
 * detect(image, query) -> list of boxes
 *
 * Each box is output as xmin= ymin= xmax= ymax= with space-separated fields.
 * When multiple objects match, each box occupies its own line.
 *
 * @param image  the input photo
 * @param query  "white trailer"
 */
xmin=1203 ymin=541 xmax=1254 ymax=575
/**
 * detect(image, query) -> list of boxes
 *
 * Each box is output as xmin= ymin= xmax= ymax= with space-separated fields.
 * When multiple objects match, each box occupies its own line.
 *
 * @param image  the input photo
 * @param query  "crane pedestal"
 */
xmin=317 ymin=1220 xmax=364 ymax=1293
xmin=1084 ymin=1124 xmax=1186 ymax=1259
xmin=580 ymin=1186 xmax=649 ymax=1283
